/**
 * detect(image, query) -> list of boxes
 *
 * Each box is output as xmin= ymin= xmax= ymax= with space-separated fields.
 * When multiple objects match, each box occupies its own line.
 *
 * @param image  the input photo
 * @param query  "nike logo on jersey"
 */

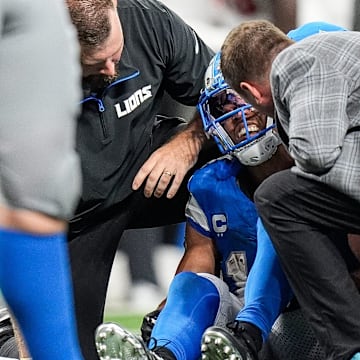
xmin=114 ymin=84 xmax=152 ymax=118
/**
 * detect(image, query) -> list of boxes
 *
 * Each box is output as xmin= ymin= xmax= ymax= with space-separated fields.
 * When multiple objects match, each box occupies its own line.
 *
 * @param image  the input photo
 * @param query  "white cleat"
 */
xmin=95 ymin=323 xmax=163 ymax=360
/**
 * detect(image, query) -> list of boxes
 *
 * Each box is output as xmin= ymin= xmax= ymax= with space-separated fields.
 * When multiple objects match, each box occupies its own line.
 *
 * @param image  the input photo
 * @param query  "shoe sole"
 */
xmin=95 ymin=323 xmax=148 ymax=360
xmin=201 ymin=326 xmax=249 ymax=360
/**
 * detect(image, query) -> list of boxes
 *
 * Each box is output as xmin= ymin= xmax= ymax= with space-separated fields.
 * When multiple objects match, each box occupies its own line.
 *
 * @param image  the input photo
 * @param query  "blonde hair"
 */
xmin=221 ymin=20 xmax=293 ymax=93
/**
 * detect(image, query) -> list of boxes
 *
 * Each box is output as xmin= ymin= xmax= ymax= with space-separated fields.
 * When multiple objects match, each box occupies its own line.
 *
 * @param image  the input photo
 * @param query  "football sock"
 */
xmin=0 ymin=228 xmax=83 ymax=360
xmin=149 ymin=272 xmax=219 ymax=360
xmin=236 ymin=219 xmax=293 ymax=341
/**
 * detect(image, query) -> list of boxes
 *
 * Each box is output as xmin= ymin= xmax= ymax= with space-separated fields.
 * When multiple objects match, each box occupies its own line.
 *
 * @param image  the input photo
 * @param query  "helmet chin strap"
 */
xmin=233 ymin=117 xmax=282 ymax=166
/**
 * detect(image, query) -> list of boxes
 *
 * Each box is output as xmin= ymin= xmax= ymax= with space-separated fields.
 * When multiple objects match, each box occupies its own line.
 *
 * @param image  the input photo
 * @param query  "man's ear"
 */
xmin=240 ymin=81 xmax=262 ymax=105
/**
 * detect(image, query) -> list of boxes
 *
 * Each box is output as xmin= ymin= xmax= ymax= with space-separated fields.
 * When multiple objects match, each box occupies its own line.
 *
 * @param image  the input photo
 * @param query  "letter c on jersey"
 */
xmin=212 ymin=214 xmax=227 ymax=234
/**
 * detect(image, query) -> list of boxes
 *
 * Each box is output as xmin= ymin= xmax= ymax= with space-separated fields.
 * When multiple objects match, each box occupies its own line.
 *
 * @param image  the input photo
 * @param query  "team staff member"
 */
xmin=65 ymin=0 xmax=216 ymax=359
xmin=220 ymin=20 xmax=360 ymax=360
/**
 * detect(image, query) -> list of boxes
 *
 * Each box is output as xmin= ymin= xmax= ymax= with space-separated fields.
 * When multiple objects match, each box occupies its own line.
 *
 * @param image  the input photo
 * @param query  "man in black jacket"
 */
xmin=65 ymin=0 xmax=217 ymax=358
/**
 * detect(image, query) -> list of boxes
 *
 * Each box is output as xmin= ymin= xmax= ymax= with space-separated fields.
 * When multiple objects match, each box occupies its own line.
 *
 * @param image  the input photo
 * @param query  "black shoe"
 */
xmin=201 ymin=321 xmax=262 ymax=360
xmin=0 ymin=308 xmax=18 ymax=358
xmin=0 ymin=337 xmax=18 ymax=358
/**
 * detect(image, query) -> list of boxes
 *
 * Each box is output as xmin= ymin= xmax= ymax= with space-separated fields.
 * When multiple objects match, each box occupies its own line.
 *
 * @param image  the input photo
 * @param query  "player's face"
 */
xmin=211 ymin=90 xmax=268 ymax=145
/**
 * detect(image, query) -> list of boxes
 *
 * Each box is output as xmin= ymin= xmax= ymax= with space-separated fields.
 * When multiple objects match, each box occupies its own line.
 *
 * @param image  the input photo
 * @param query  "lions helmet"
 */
xmin=197 ymin=52 xmax=281 ymax=166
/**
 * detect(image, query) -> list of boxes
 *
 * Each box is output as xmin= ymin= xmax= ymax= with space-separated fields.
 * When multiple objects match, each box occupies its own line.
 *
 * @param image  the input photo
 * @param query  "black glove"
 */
xmin=141 ymin=309 xmax=161 ymax=345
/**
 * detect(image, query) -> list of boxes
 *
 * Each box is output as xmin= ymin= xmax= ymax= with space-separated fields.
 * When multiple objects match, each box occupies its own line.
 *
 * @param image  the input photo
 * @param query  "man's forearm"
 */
xmin=174 ymin=112 xmax=209 ymax=157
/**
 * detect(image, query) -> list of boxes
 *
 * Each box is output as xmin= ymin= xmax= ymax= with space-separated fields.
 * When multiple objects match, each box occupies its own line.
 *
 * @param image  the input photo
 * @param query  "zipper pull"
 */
xmin=98 ymin=99 xmax=105 ymax=112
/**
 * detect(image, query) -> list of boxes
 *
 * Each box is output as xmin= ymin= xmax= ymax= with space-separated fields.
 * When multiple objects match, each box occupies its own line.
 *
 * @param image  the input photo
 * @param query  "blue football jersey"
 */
xmin=186 ymin=156 xmax=258 ymax=294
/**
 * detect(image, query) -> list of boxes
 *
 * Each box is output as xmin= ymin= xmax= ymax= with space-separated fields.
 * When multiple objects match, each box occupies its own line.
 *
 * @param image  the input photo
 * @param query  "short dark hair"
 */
xmin=66 ymin=0 xmax=115 ymax=52
xmin=221 ymin=20 xmax=293 ymax=93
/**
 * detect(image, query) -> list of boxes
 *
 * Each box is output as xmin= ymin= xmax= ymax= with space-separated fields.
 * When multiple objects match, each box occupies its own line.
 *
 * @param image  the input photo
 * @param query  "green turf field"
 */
xmin=104 ymin=313 xmax=143 ymax=333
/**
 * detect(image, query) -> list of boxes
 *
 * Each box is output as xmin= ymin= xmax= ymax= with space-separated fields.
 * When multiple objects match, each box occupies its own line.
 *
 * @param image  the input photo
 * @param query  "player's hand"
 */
xmin=132 ymin=132 xmax=200 ymax=199
xmin=141 ymin=309 xmax=161 ymax=345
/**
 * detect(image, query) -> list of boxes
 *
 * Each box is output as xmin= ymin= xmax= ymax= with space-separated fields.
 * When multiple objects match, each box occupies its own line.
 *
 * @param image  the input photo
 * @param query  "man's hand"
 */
xmin=132 ymin=117 xmax=206 ymax=199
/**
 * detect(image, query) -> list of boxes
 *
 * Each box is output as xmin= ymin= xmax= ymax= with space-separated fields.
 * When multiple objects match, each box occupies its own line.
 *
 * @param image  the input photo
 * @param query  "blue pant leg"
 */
xmin=149 ymin=272 xmax=220 ymax=360
xmin=236 ymin=218 xmax=293 ymax=341
xmin=0 ymin=228 xmax=84 ymax=360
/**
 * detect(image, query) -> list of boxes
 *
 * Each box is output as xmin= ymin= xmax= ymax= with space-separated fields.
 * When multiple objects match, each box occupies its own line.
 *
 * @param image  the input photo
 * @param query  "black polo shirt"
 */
xmin=75 ymin=0 xmax=214 ymax=216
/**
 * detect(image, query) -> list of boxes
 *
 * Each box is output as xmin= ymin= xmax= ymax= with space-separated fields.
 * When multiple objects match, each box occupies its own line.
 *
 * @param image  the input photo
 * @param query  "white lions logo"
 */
xmin=114 ymin=85 xmax=152 ymax=118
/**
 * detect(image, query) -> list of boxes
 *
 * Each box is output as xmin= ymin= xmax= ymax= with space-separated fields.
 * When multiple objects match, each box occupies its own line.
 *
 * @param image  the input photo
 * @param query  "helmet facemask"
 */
xmin=197 ymin=53 xmax=281 ymax=166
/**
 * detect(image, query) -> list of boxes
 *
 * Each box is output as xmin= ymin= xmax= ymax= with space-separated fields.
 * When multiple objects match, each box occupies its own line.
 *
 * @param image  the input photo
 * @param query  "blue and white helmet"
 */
xmin=287 ymin=21 xmax=347 ymax=41
xmin=197 ymin=52 xmax=281 ymax=166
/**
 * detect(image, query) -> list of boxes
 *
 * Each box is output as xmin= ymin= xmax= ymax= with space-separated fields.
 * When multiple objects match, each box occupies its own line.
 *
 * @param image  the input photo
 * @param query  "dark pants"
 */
xmin=254 ymin=169 xmax=360 ymax=360
xmin=68 ymin=188 xmax=189 ymax=360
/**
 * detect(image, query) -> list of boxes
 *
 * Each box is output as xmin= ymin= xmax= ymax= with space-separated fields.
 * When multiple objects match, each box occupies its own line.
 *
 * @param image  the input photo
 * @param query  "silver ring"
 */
xmin=163 ymin=171 xmax=172 ymax=177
